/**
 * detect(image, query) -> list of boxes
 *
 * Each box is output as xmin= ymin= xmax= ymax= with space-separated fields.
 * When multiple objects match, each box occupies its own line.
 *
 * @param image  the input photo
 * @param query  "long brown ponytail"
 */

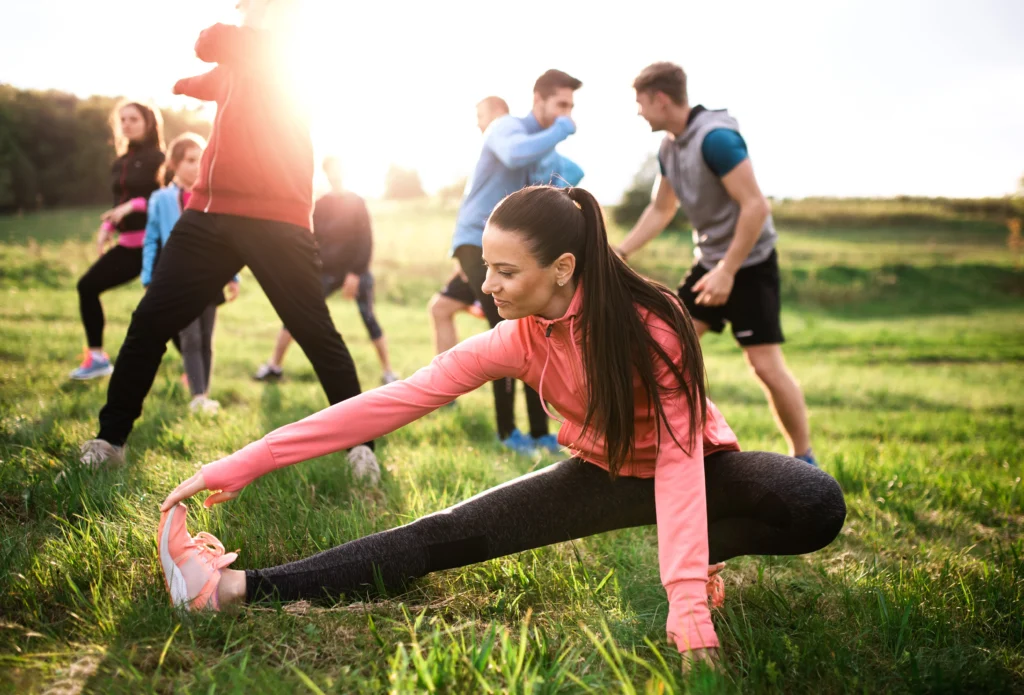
xmin=488 ymin=185 xmax=707 ymax=476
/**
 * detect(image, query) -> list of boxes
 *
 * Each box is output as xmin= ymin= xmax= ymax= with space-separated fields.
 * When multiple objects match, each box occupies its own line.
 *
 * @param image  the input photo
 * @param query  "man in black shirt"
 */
xmin=254 ymin=157 xmax=398 ymax=384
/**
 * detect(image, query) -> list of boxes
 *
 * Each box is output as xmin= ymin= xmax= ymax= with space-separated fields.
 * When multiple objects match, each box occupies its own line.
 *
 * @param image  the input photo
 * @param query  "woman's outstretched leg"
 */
xmin=159 ymin=452 xmax=845 ymax=610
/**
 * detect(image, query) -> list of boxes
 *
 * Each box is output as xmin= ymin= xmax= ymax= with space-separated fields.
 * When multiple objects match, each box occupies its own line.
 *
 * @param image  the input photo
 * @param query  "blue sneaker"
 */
xmin=533 ymin=434 xmax=562 ymax=454
xmin=70 ymin=351 xmax=113 ymax=380
xmin=500 ymin=429 xmax=536 ymax=455
xmin=795 ymin=450 xmax=819 ymax=467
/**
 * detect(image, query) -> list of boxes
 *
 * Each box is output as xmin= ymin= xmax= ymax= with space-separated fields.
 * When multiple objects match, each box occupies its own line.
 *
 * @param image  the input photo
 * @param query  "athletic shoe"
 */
xmin=69 ymin=351 xmax=113 ymax=380
xmin=79 ymin=439 xmax=126 ymax=469
xmin=157 ymin=503 xmax=237 ymax=611
xmin=468 ymin=301 xmax=485 ymax=320
xmin=707 ymin=563 xmax=726 ymax=608
xmin=190 ymin=396 xmax=221 ymax=415
xmin=347 ymin=445 xmax=381 ymax=484
xmin=533 ymin=434 xmax=562 ymax=454
xmin=500 ymin=429 xmax=536 ymax=455
xmin=381 ymin=370 xmax=400 ymax=385
xmin=253 ymin=363 xmax=283 ymax=381
xmin=795 ymin=450 xmax=819 ymax=467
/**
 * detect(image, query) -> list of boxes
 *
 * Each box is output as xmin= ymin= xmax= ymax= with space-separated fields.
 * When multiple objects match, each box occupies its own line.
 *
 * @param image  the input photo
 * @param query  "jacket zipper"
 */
xmin=204 ymin=77 xmax=233 ymax=212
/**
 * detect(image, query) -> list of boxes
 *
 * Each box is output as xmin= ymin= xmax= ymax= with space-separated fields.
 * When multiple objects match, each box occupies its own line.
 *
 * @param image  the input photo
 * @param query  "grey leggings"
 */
xmin=245 ymin=451 xmax=846 ymax=602
xmin=179 ymin=304 xmax=217 ymax=397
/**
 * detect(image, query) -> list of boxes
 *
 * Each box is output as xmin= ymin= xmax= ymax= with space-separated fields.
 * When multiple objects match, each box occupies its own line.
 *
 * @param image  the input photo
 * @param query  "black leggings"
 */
xmin=454 ymin=244 xmax=549 ymax=440
xmin=246 ymin=451 xmax=846 ymax=603
xmin=77 ymin=245 xmax=142 ymax=348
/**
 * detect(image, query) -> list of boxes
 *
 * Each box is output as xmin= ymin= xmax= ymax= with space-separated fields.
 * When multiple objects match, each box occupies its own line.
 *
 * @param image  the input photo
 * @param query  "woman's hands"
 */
xmin=96 ymin=224 xmax=113 ymax=256
xmin=160 ymin=470 xmax=241 ymax=512
xmin=101 ymin=201 xmax=135 ymax=227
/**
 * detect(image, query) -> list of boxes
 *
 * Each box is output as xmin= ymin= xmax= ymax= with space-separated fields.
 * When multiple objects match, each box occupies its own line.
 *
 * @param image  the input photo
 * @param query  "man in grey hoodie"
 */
xmin=617 ymin=61 xmax=816 ymax=467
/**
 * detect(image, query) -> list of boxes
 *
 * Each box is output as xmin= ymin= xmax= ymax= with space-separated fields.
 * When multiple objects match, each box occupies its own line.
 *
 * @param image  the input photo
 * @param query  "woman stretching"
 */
xmin=142 ymin=133 xmax=240 ymax=414
xmin=71 ymin=101 xmax=165 ymax=380
xmin=158 ymin=185 xmax=846 ymax=665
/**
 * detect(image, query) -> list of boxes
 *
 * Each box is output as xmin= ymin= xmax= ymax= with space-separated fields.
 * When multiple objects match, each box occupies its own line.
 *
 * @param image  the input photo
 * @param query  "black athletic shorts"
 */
xmin=677 ymin=250 xmax=784 ymax=346
xmin=439 ymin=270 xmax=476 ymax=306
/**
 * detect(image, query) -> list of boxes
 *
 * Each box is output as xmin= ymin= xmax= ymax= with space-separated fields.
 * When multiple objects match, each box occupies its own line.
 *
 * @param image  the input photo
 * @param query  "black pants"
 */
xmin=454 ymin=244 xmax=549 ymax=440
xmin=97 ymin=211 xmax=370 ymax=448
xmin=77 ymin=245 xmax=142 ymax=348
xmin=246 ymin=450 xmax=846 ymax=602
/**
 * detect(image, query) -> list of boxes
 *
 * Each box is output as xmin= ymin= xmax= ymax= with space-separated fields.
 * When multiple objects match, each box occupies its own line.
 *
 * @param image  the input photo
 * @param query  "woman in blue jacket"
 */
xmin=142 ymin=133 xmax=239 ymax=414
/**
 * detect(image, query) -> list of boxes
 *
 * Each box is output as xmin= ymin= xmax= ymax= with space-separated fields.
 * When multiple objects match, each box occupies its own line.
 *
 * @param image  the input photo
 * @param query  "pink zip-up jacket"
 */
xmin=202 ymin=286 xmax=740 ymax=651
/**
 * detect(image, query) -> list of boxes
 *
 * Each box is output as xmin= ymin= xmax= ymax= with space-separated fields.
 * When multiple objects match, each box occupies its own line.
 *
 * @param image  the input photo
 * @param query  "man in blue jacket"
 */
xmin=450 ymin=70 xmax=584 ymax=454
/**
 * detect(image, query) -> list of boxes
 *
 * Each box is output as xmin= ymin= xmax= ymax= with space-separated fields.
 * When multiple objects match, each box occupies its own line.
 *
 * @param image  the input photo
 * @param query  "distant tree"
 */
xmin=383 ymin=164 xmax=426 ymax=200
xmin=0 ymin=85 xmax=210 ymax=213
xmin=612 ymin=153 xmax=687 ymax=230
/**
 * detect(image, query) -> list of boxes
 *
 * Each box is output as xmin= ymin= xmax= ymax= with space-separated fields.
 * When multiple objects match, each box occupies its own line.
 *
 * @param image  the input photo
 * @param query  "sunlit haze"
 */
xmin=5 ymin=0 xmax=1022 ymax=202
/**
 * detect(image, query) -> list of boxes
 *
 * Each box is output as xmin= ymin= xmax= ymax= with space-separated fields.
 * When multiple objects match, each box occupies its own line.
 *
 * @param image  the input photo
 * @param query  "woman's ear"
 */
xmin=554 ymin=252 xmax=576 ymax=285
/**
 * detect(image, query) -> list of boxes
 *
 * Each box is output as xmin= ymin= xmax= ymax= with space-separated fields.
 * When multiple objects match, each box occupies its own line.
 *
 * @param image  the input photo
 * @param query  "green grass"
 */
xmin=1 ymin=204 xmax=1022 ymax=693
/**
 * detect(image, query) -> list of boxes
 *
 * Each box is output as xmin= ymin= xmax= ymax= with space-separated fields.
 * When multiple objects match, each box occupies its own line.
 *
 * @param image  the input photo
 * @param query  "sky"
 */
xmin=3 ymin=0 xmax=1022 ymax=203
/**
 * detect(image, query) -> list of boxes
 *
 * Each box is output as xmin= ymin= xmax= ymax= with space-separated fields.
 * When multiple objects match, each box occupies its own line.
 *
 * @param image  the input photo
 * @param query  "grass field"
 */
xmin=1 ymin=203 xmax=1022 ymax=694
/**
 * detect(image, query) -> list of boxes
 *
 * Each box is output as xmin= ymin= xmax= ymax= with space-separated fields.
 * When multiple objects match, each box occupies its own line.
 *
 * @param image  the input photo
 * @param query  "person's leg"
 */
xmin=95 ymin=212 xmax=243 ymax=446
xmin=200 ymin=304 xmax=216 ymax=392
xmin=235 ymin=218 xmax=371 ymax=448
xmin=455 ymin=244 xmax=518 ymax=441
xmin=76 ymin=245 xmax=143 ymax=349
xmin=355 ymin=273 xmax=395 ymax=379
xmin=723 ymin=251 xmax=813 ymax=461
xmin=742 ymin=345 xmax=811 ymax=458
xmin=703 ymin=450 xmax=845 ymax=562
xmin=429 ymin=294 xmax=465 ymax=354
xmin=241 ymin=458 xmax=656 ymax=602
xmin=430 ymin=271 xmax=476 ymax=354
xmin=222 ymin=451 xmax=843 ymax=605
xmin=179 ymin=317 xmax=208 ymax=397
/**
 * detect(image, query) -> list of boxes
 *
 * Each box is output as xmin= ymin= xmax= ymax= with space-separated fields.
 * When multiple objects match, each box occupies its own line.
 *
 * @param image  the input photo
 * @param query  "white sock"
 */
xmin=90 ymin=349 xmax=105 ymax=361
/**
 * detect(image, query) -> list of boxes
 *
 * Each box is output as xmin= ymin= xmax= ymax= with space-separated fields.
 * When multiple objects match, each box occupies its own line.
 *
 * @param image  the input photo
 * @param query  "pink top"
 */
xmin=202 ymin=285 xmax=740 ymax=652
xmin=115 ymin=197 xmax=149 ymax=248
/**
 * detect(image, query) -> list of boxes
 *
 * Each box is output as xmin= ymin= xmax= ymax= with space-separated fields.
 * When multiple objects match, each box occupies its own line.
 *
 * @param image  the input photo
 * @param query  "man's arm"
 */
xmin=173 ymin=67 xmax=225 ymax=102
xmin=487 ymin=117 xmax=576 ymax=169
xmin=617 ymin=174 xmax=680 ymax=257
xmin=691 ymin=158 xmax=770 ymax=306
xmin=716 ymin=159 xmax=770 ymax=274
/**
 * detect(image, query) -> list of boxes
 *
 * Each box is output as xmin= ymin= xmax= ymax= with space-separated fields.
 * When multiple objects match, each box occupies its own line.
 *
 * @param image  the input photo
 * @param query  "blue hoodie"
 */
xmin=142 ymin=183 xmax=239 ymax=286
xmin=450 ymin=112 xmax=582 ymax=254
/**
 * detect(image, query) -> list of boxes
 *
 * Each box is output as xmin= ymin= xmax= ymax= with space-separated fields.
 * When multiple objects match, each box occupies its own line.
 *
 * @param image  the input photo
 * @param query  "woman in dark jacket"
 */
xmin=71 ymin=100 xmax=165 ymax=380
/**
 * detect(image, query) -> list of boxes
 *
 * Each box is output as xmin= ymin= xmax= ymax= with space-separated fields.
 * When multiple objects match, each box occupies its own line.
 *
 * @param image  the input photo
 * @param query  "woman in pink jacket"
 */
xmin=157 ymin=185 xmax=845 ymax=666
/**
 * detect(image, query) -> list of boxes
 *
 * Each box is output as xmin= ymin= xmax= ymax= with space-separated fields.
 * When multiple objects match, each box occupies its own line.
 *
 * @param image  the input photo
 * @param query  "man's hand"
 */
xmin=692 ymin=264 xmax=735 ymax=307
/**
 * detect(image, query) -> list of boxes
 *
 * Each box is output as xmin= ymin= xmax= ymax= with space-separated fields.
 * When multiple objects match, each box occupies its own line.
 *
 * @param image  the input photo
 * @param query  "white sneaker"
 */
xmin=190 ymin=396 xmax=220 ymax=415
xmin=347 ymin=445 xmax=381 ymax=485
xmin=381 ymin=370 xmax=399 ymax=385
xmin=79 ymin=439 xmax=126 ymax=469
xmin=253 ymin=363 xmax=283 ymax=381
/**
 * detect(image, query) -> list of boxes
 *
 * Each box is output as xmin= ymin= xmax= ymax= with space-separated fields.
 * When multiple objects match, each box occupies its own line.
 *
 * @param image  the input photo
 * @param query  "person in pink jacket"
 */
xmin=157 ymin=185 xmax=846 ymax=667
